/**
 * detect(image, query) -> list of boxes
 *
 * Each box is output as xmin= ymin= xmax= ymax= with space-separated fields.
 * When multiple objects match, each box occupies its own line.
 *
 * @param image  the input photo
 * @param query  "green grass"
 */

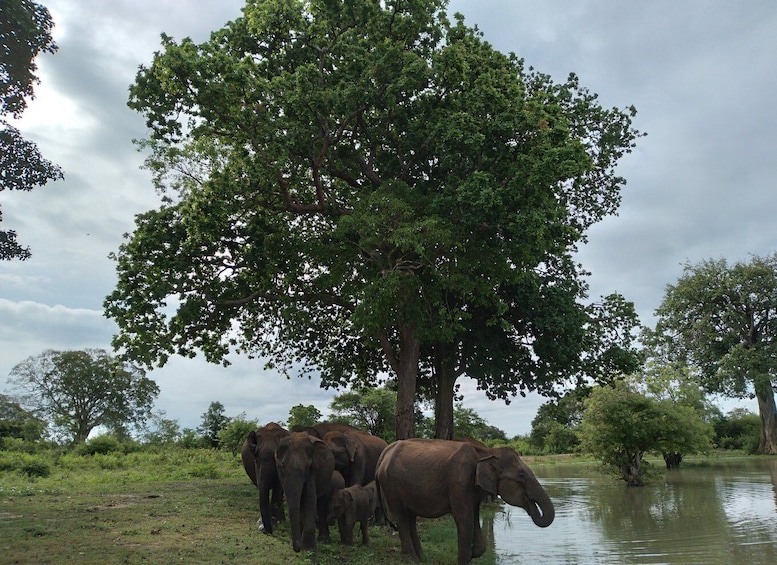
xmin=0 ymin=448 xmax=497 ymax=565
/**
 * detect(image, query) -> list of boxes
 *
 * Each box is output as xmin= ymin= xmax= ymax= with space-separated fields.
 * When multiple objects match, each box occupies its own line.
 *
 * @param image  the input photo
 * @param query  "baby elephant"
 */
xmin=327 ymin=481 xmax=378 ymax=546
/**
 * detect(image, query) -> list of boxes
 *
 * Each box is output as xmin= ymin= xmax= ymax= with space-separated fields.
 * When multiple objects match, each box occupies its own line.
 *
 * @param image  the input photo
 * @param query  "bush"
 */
xmin=78 ymin=435 xmax=124 ymax=456
xmin=0 ymin=452 xmax=51 ymax=477
xmin=20 ymin=458 xmax=50 ymax=478
xmin=217 ymin=414 xmax=258 ymax=456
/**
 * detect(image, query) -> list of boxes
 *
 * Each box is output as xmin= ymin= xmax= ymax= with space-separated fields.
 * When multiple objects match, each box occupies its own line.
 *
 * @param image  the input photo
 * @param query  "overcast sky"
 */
xmin=2 ymin=0 xmax=775 ymax=437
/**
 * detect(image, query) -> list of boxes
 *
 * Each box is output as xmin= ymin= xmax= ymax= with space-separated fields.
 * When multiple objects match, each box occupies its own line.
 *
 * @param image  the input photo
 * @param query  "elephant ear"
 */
xmin=346 ymin=436 xmax=359 ymax=462
xmin=475 ymin=456 xmax=499 ymax=496
xmin=247 ymin=430 xmax=259 ymax=454
xmin=343 ymin=489 xmax=354 ymax=508
xmin=311 ymin=436 xmax=333 ymax=468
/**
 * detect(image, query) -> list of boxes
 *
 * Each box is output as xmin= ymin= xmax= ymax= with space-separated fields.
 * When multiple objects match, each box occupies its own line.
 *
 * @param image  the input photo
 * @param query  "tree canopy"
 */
xmin=579 ymin=379 xmax=713 ymax=486
xmin=0 ymin=0 xmax=63 ymax=260
xmin=106 ymin=0 xmax=642 ymax=439
xmin=197 ymin=401 xmax=231 ymax=448
xmin=648 ymin=254 xmax=777 ymax=454
xmin=287 ymin=403 xmax=322 ymax=429
xmin=329 ymin=386 xmax=396 ymax=441
xmin=6 ymin=349 xmax=159 ymax=444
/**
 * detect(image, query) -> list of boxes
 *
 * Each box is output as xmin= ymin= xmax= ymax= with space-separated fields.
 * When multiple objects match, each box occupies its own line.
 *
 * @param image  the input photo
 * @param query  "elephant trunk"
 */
xmin=258 ymin=462 xmax=276 ymax=533
xmin=527 ymin=487 xmax=555 ymax=528
xmin=283 ymin=482 xmax=304 ymax=552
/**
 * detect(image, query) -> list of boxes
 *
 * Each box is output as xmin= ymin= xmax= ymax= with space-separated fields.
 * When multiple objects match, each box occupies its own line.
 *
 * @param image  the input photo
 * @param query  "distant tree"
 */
xmin=6 ymin=349 xmax=159 ymax=444
xmin=579 ymin=380 xmax=713 ymax=486
xmin=529 ymin=388 xmax=587 ymax=453
xmin=417 ymin=403 xmax=506 ymax=443
xmin=141 ymin=411 xmax=181 ymax=446
xmin=0 ymin=0 xmax=63 ymax=260
xmin=217 ymin=412 xmax=258 ymax=455
xmin=0 ymin=393 xmax=45 ymax=443
xmin=329 ymin=387 xmax=397 ymax=441
xmin=197 ymin=401 xmax=231 ymax=448
xmin=712 ymin=408 xmax=761 ymax=452
xmin=287 ymin=404 xmax=322 ymax=430
xmin=648 ymin=254 xmax=777 ymax=454
xmin=637 ymin=362 xmax=716 ymax=467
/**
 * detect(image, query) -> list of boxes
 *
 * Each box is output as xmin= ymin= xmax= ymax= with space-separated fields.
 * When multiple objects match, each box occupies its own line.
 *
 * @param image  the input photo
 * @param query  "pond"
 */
xmin=489 ymin=458 xmax=777 ymax=564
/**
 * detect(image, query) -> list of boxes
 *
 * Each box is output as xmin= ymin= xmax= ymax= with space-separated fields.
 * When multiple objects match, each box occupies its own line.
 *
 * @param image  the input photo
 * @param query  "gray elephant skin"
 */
xmin=376 ymin=438 xmax=555 ymax=564
xmin=323 ymin=430 xmax=388 ymax=487
xmin=275 ymin=431 xmax=337 ymax=552
xmin=326 ymin=480 xmax=378 ymax=546
xmin=241 ymin=422 xmax=289 ymax=533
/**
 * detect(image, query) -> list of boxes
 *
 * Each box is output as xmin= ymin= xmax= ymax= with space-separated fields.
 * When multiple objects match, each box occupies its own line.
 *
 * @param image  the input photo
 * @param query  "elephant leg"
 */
xmin=342 ymin=513 xmax=355 ymax=545
xmin=360 ymin=518 xmax=369 ymax=546
xmin=337 ymin=516 xmax=348 ymax=544
xmin=408 ymin=514 xmax=423 ymax=562
xmin=271 ymin=479 xmax=285 ymax=522
xmin=471 ymin=503 xmax=486 ymax=558
xmin=316 ymin=494 xmax=332 ymax=543
xmin=453 ymin=510 xmax=475 ymax=565
xmin=397 ymin=513 xmax=421 ymax=562
xmin=300 ymin=487 xmax=318 ymax=551
xmin=258 ymin=485 xmax=273 ymax=533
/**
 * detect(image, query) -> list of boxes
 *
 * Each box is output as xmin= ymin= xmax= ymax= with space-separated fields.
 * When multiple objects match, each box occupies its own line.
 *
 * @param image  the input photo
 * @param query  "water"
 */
xmin=489 ymin=458 xmax=777 ymax=564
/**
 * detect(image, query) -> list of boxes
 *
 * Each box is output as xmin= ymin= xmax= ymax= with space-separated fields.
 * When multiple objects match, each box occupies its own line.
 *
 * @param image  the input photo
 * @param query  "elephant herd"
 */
xmin=241 ymin=421 xmax=555 ymax=565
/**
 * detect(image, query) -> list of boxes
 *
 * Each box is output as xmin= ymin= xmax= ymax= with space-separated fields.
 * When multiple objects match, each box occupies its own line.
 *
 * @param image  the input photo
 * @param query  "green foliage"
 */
xmin=529 ymin=389 xmax=587 ymax=454
xmin=648 ymin=253 xmax=777 ymax=454
xmin=329 ymin=387 xmax=397 ymax=441
xmin=0 ymin=0 xmax=63 ymax=260
xmin=0 ymin=450 xmax=50 ymax=477
xmin=77 ymin=435 xmax=126 ymax=456
xmin=108 ymin=0 xmax=642 ymax=441
xmin=713 ymin=409 xmax=761 ymax=453
xmin=217 ymin=413 xmax=258 ymax=455
xmin=0 ymin=393 xmax=46 ymax=442
xmin=286 ymin=404 xmax=322 ymax=430
xmin=140 ymin=411 xmax=181 ymax=446
xmin=579 ymin=379 xmax=713 ymax=486
xmin=416 ymin=403 xmax=506 ymax=443
xmin=197 ymin=401 xmax=231 ymax=448
xmin=7 ymin=349 xmax=159 ymax=444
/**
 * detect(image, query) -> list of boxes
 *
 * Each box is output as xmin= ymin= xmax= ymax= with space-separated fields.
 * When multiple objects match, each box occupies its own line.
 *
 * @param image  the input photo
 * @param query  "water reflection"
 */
xmin=492 ymin=458 xmax=777 ymax=564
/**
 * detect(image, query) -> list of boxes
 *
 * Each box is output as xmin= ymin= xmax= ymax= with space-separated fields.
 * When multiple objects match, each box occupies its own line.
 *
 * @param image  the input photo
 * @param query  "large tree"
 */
xmin=648 ymin=254 xmax=777 ymax=454
xmin=6 ymin=349 xmax=159 ymax=444
xmin=106 ymin=0 xmax=641 ymax=439
xmin=0 ymin=0 xmax=63 ymax=260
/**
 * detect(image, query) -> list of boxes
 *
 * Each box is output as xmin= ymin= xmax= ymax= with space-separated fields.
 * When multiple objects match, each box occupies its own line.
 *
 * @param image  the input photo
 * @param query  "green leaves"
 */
xmin=111 ymin=0 xmax=641 ymax=419
xmin=1 ymin=1 xmax=62 ymax=260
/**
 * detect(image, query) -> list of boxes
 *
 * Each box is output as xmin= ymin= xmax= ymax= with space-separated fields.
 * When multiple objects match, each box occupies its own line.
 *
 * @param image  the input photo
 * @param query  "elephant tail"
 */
xmin=374 ymin=474 xmax=397 ymax=532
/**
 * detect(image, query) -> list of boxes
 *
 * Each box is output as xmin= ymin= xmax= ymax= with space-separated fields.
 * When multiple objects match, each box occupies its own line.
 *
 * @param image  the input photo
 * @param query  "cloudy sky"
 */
xmin=2 ymin=0 xmax=775 ymax=437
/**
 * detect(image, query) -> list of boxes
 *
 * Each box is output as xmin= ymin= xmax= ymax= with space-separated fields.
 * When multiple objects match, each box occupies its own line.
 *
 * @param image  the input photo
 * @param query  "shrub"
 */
xmin=20 ymin=458 xmax=50 ymax=478
xmin=78 ymin=435 xmax=124 ymax=455
xmin=217 ymin=414 xmax=258 ymax=456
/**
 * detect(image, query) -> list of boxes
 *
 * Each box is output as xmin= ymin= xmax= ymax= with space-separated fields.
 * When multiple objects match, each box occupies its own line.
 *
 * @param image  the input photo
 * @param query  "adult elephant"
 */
xmin=293 ymin=421 xmax=360 ymax=439
xmin=323 ymin=430 xmax=387 ymax=487
xmin=275 ymin=431 xmax=337 ymax=552
xmin=241 ymin=422 xmax=290 ymax=533
xmin=376 ymin=439 xmax=554 ymax=564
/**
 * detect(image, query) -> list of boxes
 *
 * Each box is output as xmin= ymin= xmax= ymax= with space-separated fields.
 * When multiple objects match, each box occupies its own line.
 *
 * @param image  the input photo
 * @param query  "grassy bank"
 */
xmin=1 ymin=448 xmax=497 ymax=565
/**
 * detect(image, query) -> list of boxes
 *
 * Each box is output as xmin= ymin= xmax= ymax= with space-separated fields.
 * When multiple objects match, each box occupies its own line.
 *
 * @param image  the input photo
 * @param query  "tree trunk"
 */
xmin=663 ymin=452 xmax=683 ymax=469
xmin=619 ymin=452 xmax=644 ymax=486
xmin=754 ymin=378 xmax=777 ymax=455
xmin=434 ymin=346 xmax=457 ymax=440
xmin=394 ymin=323 xmax=420 ymax=440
